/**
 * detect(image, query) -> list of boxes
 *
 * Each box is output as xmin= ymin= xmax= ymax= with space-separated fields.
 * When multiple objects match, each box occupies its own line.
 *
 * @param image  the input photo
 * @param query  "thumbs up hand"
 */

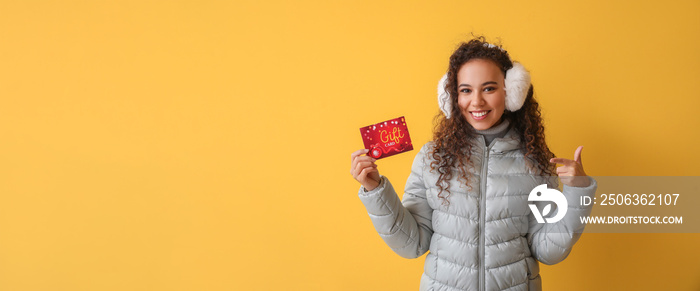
xmin=549 ymin=146 xmax=591 ymax=187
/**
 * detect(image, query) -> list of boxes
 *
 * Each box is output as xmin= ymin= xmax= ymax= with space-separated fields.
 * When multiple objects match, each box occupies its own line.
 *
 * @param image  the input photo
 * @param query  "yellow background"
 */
xmin=1 ymin=1 xmax=699 ymax=290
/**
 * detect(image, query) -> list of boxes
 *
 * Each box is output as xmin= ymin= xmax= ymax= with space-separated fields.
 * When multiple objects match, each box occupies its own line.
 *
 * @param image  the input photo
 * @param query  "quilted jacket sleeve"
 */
xmin=527 ymin=176 xmax=597 ymax=265
xmin=357 ymin=144 xmax=433 ymax=259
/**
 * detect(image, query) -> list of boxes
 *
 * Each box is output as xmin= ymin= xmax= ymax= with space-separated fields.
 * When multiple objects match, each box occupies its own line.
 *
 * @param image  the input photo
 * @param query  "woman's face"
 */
xmin=456 ymin=58 xmax=506 ymax=131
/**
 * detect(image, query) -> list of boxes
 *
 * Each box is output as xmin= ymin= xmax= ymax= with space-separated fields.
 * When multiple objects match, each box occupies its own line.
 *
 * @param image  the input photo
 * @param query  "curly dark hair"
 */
xmin=430 ymin=36 xmax=556 ymax=205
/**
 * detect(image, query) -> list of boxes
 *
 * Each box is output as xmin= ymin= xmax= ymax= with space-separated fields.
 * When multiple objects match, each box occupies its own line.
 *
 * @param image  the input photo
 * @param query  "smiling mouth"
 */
xmin=470 ymin=110 xmax=491 ymax=119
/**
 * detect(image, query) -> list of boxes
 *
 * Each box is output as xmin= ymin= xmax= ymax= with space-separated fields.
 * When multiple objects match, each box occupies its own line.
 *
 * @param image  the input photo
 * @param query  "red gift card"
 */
xmin=359 ymin=116 xmax=413 ymax=159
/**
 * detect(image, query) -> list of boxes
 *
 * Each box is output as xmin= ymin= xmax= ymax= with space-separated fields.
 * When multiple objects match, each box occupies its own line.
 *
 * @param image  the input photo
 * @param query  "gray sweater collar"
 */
xmin=474 ymin=119 xmax=510 ymax=147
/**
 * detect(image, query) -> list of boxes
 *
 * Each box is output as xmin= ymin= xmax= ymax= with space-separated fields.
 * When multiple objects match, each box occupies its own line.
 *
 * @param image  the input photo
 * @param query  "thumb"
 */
xmin=574 ymin=146 xmax=583 ymax=165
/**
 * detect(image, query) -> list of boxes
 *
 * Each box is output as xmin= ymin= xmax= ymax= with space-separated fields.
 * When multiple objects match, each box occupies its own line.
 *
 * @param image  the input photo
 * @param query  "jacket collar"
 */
xmin=476 ymin=126 xmax=522 ymax=153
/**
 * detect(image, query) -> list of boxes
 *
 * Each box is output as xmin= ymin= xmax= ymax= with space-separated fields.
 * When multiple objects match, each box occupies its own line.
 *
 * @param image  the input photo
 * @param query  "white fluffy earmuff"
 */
xmin=437 ymin=61 xmax=531 ymax=119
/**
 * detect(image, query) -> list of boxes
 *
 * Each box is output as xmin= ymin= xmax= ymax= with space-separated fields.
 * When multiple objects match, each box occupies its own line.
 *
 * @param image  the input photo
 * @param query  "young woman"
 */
xmin=350 ymin=37 xmax=596 ymax=291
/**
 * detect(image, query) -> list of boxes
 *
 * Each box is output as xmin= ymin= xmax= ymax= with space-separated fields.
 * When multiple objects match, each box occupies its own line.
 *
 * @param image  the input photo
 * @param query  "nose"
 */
xmin=471 ymin=91 xmax=486 ymax=107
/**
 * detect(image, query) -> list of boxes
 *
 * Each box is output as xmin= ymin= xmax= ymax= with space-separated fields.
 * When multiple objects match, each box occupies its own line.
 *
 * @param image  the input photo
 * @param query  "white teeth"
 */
xmin=472 ymin=111 xmax=488 ymax=117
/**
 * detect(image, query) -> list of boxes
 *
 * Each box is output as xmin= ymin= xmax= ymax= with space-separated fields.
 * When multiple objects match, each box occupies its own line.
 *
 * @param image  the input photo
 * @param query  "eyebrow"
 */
xmin=458 ymin=81 xmax=498 ymax=88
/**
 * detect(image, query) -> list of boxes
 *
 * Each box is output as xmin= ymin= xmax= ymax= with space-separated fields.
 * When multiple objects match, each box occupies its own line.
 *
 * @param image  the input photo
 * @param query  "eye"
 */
xmin=460 ymin=88 xmax=472 ymax=93
xmin=484 ymin=87 xmax=496 ymax=92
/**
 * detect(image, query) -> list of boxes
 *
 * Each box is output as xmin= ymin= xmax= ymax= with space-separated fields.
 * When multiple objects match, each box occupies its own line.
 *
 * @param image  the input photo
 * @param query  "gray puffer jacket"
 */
xmin=358 ymin=127 xmax=597 ymax=291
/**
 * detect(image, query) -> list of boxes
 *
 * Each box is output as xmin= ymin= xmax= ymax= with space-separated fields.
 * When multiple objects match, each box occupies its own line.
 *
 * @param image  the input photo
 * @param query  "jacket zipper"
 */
xmin=479 ymin=140 xmax=491 ymax=291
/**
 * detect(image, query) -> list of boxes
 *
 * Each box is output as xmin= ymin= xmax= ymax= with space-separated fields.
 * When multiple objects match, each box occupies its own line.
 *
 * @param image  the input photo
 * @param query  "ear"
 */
xmin=504 ymin=62 xmax=531 ymax=111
